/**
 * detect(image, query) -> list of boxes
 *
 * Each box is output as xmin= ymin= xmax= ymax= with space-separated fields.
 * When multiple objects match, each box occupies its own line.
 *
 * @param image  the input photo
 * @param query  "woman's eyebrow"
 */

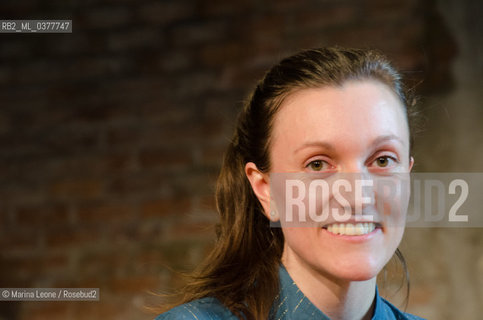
xmin=371 ymin=134 xmax=405 ymax=147
xmin=294 ymin=141 xmax=335 ymax=154
xmin=293 ymin=135 xmax=405 ymax=154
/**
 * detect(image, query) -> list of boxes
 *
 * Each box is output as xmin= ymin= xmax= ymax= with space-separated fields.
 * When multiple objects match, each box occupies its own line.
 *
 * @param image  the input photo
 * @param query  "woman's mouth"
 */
xmin=323 ymin=222 xmax=382 ymax=236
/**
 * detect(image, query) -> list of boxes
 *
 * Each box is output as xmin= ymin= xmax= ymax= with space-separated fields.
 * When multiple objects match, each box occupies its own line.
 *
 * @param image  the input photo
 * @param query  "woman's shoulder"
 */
xmin=155 ymin=297 xmax=239 ymax=320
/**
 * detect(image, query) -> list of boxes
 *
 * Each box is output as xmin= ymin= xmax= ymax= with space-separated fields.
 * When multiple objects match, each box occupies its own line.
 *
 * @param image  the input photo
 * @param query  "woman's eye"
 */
xmin=307 ymin=160 xmax=328 ymax=171
xmin=372 ymin=156 xmax=396 ymax=168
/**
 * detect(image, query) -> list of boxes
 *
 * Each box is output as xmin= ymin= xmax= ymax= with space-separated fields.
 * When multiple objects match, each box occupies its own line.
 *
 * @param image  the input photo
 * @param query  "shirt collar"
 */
xmin=272 ymin=264 xmax=330 ymax=319
xmin=273 ymin=264 xmax=390 ymax=320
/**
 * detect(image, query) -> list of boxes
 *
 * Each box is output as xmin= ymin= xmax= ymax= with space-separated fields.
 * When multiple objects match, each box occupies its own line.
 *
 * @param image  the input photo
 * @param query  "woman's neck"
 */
xmin=281 ymin=253 xmax=377 ymax=320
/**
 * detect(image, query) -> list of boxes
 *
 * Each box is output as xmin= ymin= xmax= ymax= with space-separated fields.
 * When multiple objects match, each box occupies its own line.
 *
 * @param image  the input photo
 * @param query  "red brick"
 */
xmin=135 ymin=248 xmax=166 ymax=271
xmin=199 ymin=41 xmax=247 ymax=67
xmin=20 ymin=302 xmax=71 ymax=320
xmin=84 ymin=5 xmax=131 ymax=29
xmin=0 ymin=254 xmax=68 ymax=282
xmin=325 ymin=26 xmax=398 ymax=50
xmin=103 ymin=153 xmax=133 ymax=172
xmin=69 ymin=104 xmax=121 ymax=123
xmin=213 ymin=64 xmax=267 ymax=91
xmin=173 ymin=71 xmax=218 ymax=97
xmin=270 ymin=0 xmax=305 ymax=12
xmin=64 ymin=56 xmax=132 ymax=81
xmin=0 ymin=205 xmax=13 ymax=227
xmin=15 ymin=204 xmax=69 ymax=227
xmin=107 ymin=174 xmax=162 ymax=197
xmin=109 ymin=275 xmax=160 ymax=294
xmin=139 ymin=124 xmax=206 ymax=147
xmin=42 ymin=254 xmax=69 ymax=270
xmin=106 ymin=125 xmax=142 ymax=147
xmin=53 ymin=276 xmax=101 ymax=290
xmin=107 ymin=28 xmax=162 ymax=51
xmin=292 ymin=5 xmax=360 ymax=32
xmin=46 ymin=227 xmax=102 ymax=248
xmin=160 ymin=240 xmax=203 ymax=270
xmin=198 ymin=0 xmax=253 ymax=17
xmin=141 ymin=198 xmax=191 ymax=218
xmin=41 ymin=127 xmax=101 ymax=152
xmin=245 ymin=15 xmax=285 ymax=42
xmin=171 ymin=21 xmax=229 ymax=46
xmin=49 ymin=179 xmax=104 ymax=201
xmin=361 ymin=0 xmax=419 ymax=23
xmin=158 ymin=50 xmax=194 ymax=72
xmin=390 ymin=46 xmax=426 ymax=71
xmin=77 ymin=202 xmax=133 ymax=224
xmin=42 ymin=34 xmax=98 ymax=56
xmin=0 ymin=231 xmax=38 ymax=251
xmin=168 ymin=221 xmax=215 ymax=240
xmin=138 ymin=147 xmax=193 ymax=169
xmin=70 ymin=301 xmax=124 ymax=320
xmin=11 ymin=61 xmax=57 ymax=85
xmin=178 ymin=170 xmax=219 ymax=195
xmin=137 ymin=1 xmax=196 ymax=25
xmin=43 ymin=154 xmax=132 ymax=180
xmin=198 ymin=194 xmax=217 ymax=212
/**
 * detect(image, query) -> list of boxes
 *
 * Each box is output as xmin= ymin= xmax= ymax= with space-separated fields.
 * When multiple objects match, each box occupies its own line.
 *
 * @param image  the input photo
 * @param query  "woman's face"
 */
xmin=269 ymin=80 xmax=413 ymax=282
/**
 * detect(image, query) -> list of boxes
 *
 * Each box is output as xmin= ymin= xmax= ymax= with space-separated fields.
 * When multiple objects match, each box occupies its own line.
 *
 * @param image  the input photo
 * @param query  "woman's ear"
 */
xmin=409 ymin=156 xmax=414 ymax=172
xmin=245 ymin=162 xmax=277 ymax=221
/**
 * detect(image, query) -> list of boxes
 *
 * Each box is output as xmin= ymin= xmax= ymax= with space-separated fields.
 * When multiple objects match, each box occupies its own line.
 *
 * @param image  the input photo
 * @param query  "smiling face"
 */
xmin=269 ymin=80 xmax=413 ymax=282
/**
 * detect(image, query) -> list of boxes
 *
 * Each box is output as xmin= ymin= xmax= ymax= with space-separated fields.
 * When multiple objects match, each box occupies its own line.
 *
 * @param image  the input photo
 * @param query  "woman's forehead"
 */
xmin=270 ymin=81 xmax=409 ymax=151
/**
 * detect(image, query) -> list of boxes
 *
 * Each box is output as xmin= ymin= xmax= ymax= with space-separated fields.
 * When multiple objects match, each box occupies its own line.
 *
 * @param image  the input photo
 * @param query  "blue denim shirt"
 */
xmin=156 ymin=264 xmax=425 ymax=320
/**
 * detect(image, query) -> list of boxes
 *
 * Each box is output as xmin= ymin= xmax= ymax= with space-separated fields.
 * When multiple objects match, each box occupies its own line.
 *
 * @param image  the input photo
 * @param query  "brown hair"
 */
xmin=163 ymin=47 xmax=418 ymax=319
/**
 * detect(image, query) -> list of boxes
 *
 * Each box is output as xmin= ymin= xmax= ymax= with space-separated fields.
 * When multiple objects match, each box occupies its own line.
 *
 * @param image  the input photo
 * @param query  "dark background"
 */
xmin=0 ymin=0 xmax=482 ymax=319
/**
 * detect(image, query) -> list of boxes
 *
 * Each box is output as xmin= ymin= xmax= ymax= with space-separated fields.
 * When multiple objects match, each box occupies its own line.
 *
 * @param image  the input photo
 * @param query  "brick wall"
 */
xmin=0 ymin=0 xmax=477 ymax=319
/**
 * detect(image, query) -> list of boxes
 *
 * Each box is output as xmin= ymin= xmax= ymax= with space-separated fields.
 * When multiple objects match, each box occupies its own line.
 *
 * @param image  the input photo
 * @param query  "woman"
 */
xmin=156 ymin=47 xmax=424 ymax=320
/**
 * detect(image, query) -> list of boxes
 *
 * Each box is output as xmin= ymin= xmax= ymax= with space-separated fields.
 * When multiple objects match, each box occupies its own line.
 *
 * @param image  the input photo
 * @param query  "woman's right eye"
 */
xmin=306 ymin=160 xmax=329 ymax=171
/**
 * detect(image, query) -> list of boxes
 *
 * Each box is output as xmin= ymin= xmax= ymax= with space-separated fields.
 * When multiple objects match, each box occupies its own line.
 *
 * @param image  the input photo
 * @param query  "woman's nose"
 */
xmin=334 ymin=172 xmax=376 ymax=215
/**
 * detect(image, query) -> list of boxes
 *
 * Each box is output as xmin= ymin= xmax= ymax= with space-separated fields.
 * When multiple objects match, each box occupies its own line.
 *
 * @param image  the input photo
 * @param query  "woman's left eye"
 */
xmin=306 ymin=160 xmax=330 ymax=171
xmin=372 ymin=156 xmax=397 ymax=168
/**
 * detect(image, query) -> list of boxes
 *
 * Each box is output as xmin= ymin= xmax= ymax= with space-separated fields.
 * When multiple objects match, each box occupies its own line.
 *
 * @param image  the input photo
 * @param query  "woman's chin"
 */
xmin=342 ymin=270 xmax=378 ymax=282
xmin=326 ymin=259 xmax=383 ymax=282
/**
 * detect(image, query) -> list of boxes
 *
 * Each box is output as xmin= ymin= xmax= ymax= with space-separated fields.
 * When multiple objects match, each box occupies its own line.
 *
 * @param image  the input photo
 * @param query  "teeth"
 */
xmin=326 ymin=223 xmax=376 ymax=236
xmin=346 ymin=224 xmax=354 ymax=235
